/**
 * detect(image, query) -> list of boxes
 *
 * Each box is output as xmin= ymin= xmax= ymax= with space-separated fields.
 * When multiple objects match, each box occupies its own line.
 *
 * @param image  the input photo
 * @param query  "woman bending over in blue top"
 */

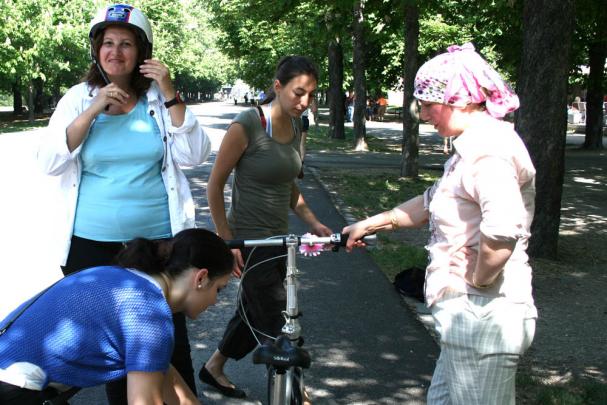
xmin=0 ymin=228 xmax=233 ymax=405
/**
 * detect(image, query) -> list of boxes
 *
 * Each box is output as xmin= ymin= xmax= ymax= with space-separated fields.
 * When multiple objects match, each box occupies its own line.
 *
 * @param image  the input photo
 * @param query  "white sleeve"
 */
xmin=36 ymin=86 xmax=87 ymax=175
xmin=167 ymin=107 xmax=211 ymax=166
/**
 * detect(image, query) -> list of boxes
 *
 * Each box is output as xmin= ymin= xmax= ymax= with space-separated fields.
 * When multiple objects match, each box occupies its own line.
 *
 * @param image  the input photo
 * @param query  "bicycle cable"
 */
xmin=234 ymin=235 xmax=289 ymax=346
xmin=237 ymin=251 xmax=288 ymax=345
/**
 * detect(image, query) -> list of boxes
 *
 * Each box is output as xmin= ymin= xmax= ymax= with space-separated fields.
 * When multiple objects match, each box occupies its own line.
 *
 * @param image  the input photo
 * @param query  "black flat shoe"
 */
xmin=199 ymin=363 xmax=247 ymax=399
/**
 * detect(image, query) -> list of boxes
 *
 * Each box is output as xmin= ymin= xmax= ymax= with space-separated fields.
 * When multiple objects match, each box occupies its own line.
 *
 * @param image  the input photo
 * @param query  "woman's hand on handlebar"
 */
xmin=310 ymin=222 xmax=333 ymax=237
xmin=231 ymin=248 xmax=244 ymax=278
xmin=341 ymin=221 xmax=371 ymax=252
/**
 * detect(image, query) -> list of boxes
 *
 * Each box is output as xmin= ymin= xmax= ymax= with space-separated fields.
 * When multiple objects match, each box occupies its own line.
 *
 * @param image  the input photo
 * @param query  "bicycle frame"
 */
xmin=227 ymin=233 xmax=374 ymax=405
xmin=284 ymin=234 xmax=302 ymax=340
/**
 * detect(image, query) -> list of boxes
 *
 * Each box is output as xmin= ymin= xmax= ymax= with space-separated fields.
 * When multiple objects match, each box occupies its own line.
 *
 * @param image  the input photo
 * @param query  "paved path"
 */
xmin=184 ymin=103 xmax=438 ymax=404
xmin=0 ymin=102 xmax=438 ymax=404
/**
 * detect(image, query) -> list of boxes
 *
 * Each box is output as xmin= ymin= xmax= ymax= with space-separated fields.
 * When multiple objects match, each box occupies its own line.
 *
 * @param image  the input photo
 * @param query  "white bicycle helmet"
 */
xmin=89 ymin=4 xmax=153 ymax=59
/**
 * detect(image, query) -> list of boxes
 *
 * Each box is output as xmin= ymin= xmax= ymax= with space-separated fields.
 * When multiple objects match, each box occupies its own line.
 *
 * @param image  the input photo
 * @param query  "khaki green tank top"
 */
xmin=227 ymin=107 xmax=302 ymax=238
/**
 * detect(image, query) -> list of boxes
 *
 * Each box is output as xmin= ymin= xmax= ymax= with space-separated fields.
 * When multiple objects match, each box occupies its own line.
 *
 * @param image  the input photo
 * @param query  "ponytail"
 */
xmin=115 ymin=238 xmax=168 ymax=275
xmin=115 ymin=229 xmax=233 ymax=280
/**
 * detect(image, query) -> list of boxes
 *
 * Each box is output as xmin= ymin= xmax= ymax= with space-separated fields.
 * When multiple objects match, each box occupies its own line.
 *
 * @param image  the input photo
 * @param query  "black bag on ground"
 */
xmin=393 ymin=267 xmax=425 ymax=303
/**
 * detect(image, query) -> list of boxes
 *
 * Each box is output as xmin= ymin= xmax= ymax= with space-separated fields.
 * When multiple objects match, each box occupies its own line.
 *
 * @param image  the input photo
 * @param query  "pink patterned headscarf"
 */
xmin=414 ymin=43 xmax=519 ymax=118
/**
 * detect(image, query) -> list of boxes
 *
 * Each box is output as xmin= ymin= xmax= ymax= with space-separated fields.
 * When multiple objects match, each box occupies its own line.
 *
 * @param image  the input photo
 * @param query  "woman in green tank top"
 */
xmin=199 ymin=56 xmax=332 ymax=399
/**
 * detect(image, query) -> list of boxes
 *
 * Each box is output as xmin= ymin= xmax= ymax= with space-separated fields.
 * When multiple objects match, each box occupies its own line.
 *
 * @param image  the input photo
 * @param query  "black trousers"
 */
xmin=218 ymin=246 xmax=287 ymax=360
xmin=0 ymin=381 xmax=79 ymax=405
xmin=62 ymin=235 xmax=197 ymax=404
xmin=0 ymin=381 xmax=58 ymax=405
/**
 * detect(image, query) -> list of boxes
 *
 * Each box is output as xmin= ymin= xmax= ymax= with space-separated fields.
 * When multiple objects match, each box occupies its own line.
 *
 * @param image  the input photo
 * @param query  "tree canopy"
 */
xmin=0 ymin=0 xmax=234 ymax=110
xmin=1 ymin=0 xmax=603 ymax=259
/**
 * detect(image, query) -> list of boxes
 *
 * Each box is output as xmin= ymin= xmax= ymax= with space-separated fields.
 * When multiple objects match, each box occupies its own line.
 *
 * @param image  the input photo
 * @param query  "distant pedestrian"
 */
xmin=442 ymin=136 xmax=453 ymax=154
xmin=310 ymin=97 xmax=319 ymax=133
xmin=344 ymin=43 xmax=536 ymax=405
xmin=345 ymin=91 xmax=355 ymax=122
xmin=366 ymin=97 xmax=376 ymax=121
xmin=299 ymin=106 xmax=310 ymax=178
xmin=376 ymin=94 xmax=388 ymax=121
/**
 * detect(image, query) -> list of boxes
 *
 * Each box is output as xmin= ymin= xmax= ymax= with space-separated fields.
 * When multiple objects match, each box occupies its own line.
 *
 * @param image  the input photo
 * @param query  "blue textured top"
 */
xmin=0 ymin=266 xmax=174 ymax=388
xmin=73 ymin=98 xmax=171 ymax=241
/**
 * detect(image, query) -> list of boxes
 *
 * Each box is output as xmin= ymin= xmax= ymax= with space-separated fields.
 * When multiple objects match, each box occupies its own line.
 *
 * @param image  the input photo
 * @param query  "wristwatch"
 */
xmin=164 ymin=91 xmax=185 ymax=108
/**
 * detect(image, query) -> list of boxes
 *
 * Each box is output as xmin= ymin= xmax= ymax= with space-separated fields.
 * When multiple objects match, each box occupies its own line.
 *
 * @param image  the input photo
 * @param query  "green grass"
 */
xmin=0 ymin=116 xmax=49 ymax=134
xmin=306 ymin=125 xmax=396 ymax=153
xmin=321 ymin=169 xmax=437 ymax=219
xmin=319 ymin=168 xmax=438 ymax=281
xmin=369 ymin=236 xmax=428 ymax=281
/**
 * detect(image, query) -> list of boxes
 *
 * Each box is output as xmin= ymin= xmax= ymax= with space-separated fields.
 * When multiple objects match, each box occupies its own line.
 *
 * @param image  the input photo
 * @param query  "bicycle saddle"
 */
xmin=253 ymin=335 xmax=311 ymax=369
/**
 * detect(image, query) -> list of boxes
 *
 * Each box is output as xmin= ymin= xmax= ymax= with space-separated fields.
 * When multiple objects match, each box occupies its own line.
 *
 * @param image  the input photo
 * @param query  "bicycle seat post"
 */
xmin=282 ymin=234 xmax=302 ymax=341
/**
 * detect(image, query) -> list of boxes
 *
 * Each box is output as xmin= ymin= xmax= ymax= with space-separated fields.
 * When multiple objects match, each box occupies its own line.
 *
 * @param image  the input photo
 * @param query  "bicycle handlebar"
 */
xmin=225 ymin=233 xmax=376 ymax=250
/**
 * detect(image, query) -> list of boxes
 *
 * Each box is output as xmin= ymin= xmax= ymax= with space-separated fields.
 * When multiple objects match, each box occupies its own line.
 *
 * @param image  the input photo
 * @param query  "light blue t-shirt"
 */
xmin=73 ymin=98 xmax=171 ymax=241
xmin=0 ymin=266 xmax=174 ymax=388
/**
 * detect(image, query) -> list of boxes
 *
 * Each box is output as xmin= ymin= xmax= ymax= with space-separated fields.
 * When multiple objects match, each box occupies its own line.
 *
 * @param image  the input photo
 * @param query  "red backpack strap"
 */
xmin=256 ymin=105 xmax=267 ymax=130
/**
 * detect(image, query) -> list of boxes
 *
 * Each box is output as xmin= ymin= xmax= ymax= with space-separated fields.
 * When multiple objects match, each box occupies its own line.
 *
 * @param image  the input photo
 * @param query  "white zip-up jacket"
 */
xmin=37 ymin=82 xmax=211 ymax=266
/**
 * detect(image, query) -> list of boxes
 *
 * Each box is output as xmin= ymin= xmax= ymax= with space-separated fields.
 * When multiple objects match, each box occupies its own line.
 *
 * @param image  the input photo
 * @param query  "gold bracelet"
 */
xmin=389 ymin=209 xmax=399 ymax=230
xmin=472 ymin=272 xmax=492 ymax=289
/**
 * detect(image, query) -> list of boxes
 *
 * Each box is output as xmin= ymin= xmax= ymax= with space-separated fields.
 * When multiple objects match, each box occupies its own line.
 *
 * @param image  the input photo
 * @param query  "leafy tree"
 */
xmin=575 ymin=0 xmax=607 ymax=150
xmin=325 ymin=3 xmax=349 ymax=139
xmin=0 ymin=0 xmax=82 ymax=118
xmin=401 ymin=0 xmax=420 ymax=178
xmin=0 ymin=0 xmax=231 ymax=116
xmin=205 ymin=0 xmax=327 ymax=91
xmin=516 ymin=0 xmax=574 ymax=259
xmin=428 ymin=0 xmax=523 ymax=81
xmin=352 ymin=0 xmax=368 ymax=149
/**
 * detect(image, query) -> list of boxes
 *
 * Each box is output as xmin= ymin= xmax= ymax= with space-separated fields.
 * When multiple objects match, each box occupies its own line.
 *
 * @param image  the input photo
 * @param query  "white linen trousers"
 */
xmin=427 ymin=291 xmax=537 ymax=405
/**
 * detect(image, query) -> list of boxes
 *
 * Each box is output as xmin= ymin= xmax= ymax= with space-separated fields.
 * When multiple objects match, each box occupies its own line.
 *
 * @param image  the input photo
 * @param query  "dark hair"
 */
xmin=83 ymin=23 xmax=152 ymax=98
xmin=115 ymin=229 xmax=234 ymax=281
xmin=261 ymin=55 xmax=319 ymax=105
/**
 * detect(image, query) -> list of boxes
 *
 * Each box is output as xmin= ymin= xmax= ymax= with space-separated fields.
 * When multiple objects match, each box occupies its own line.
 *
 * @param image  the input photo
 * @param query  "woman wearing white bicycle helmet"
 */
xmin=37 ymin=3 xmax=211 ymax=404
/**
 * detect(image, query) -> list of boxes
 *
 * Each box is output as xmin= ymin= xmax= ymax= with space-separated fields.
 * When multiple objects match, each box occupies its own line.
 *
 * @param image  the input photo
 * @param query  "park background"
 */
xmin=1 ymin=0 xmax=606 ymax=403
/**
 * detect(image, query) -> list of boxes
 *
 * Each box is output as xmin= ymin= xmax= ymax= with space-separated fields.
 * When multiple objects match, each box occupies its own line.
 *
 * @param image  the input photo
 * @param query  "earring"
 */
xmin=197 ymin=284 xmax=202 ymax=289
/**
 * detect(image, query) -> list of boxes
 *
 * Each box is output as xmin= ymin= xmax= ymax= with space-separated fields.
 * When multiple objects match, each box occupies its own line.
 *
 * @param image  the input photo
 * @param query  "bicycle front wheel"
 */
xmin=267 ymin=367 xmax=303 ymax=405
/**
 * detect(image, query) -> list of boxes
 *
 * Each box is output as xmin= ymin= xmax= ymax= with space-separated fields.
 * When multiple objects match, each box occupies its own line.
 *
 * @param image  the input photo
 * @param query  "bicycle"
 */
xmin=226 ymin=232 xmax=375 ymax=405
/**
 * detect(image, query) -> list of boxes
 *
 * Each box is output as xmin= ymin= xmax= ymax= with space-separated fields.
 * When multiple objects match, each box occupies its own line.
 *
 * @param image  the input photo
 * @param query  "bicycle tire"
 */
xmin=267 ymin=367 xmax=303 ymax=405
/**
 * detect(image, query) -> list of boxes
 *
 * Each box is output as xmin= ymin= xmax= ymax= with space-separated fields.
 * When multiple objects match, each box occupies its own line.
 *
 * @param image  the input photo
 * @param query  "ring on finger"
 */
xmin=109 ymin=91 xmax=115 ymax=98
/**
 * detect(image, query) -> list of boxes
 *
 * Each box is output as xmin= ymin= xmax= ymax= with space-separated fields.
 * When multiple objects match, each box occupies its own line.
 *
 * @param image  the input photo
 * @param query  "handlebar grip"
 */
xmin=226 ymin=240 xmax=245 ymax=249
xmin=337 ymin=233 xmax=376 ymax=247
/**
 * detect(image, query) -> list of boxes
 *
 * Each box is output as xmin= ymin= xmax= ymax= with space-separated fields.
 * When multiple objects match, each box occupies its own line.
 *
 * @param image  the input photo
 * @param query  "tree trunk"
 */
xmin=401 ymin=1 xmax=420 ymax=178
xmin=515 ymin=0 xmax=574 ymax=259
xmin=582 ymin=9 xmax=606 ymax=150
xmin=328 ymin=38 xmax=345 ymax=139
xmin=352 ymin=0 xmax=367 ymax=151
xmin=27 ymin=81 xmax=35 ymax=123
xmin=12 ymin=79 xmax=23 ymax=115
xmin=34 ymin=78 xmax=44 ymax=114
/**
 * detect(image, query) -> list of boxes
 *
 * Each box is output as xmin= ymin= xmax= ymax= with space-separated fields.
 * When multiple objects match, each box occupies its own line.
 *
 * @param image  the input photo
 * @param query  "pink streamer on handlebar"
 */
xmin=299 ymin=233 xmax=325 ymax=257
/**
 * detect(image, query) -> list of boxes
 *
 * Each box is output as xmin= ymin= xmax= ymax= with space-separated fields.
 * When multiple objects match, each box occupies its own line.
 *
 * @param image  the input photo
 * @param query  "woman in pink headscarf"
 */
xmin=343 ymin=43 xmax=537 ymax=404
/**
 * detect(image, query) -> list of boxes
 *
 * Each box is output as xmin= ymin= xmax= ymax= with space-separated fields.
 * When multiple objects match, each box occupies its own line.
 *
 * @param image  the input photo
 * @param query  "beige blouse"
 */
xmin=423 ymin=113 xmax=536 ymax=306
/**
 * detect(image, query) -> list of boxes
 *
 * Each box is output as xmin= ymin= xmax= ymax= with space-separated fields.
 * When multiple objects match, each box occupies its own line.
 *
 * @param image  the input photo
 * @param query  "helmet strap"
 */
xmin=89 ymin=37 xmax=111 ymax=84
